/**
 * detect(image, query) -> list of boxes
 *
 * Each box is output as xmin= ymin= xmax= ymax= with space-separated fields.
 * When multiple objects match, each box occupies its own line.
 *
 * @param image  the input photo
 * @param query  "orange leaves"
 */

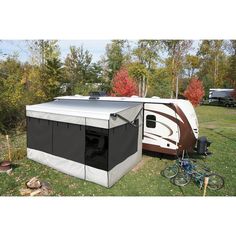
xmin=111 ymin=68 xmax=138 ymax=97
xmin=184 ymin=77 xmax=205 ymax=106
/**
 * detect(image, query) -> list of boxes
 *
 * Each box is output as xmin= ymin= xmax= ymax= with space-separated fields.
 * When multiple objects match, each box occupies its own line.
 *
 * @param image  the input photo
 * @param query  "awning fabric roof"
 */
xmin=26 ymin=100 xmax=143 ymax=129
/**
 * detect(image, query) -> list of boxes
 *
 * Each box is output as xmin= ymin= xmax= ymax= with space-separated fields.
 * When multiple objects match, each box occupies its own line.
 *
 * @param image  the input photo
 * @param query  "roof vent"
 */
xmin=89 ymin=95 xmax=100 ymax=100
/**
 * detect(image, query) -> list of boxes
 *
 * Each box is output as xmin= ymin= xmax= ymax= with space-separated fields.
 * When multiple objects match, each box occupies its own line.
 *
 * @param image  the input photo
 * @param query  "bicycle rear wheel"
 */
xmin=162 ymin=164 xmax=178 ymax=179
xmin=194 ymin=162 xmax=211 ymax=173
xmin=207 ymin=174 xmax=224 ymax=190
xmin=173 ymin=172 xmax=191 ymax=187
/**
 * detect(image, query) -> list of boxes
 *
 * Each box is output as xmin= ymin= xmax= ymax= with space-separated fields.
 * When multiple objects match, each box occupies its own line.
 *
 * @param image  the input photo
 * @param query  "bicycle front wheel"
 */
xmin=162 ymin=164 xmax=178 ymax=179
xmin=173 ymin=172 xmax=191 ymax=187
xmin=207 ymin=174 xmax=224 ymax=190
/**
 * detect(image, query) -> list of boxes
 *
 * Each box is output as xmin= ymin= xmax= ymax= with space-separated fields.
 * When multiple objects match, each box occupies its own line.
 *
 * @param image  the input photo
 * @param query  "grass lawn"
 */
xmin=0 ymin=106 xmax=236 ymax=196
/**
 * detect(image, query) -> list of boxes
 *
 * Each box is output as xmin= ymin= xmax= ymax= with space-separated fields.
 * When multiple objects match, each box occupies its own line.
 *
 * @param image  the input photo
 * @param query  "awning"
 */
xmin=26 ymin=100 xmax=143 ymax=129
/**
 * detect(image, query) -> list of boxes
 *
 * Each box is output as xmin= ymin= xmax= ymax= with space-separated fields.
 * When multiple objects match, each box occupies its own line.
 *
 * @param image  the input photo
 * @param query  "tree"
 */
xmin=64 ymin=45 xmax=93 ymax=95
xmin=64 ymin=46 xmax=108 ymax=95
xmin=105 ymin=40 xmax=130 ymax=80
xmin=127 ymin=62 xmax=149 ymax=97
xmin=184 ymin=77 xmax=205 ymax=106
xmin=197 ymin=40 xmax=229 ymax=96
xmin=23 ymin=64 xmax=47 ymax=103
xmin=42 ymin=57 xmax=64 ymax=99
xmin=132 ymin=40 xmax=161 ymax=97
xmin=161 ymin=40 xmax=192 ymax=98
xmin=227 ymin=40 xmax=236 ymax=87
xmin=111 ymin=68 xmax=138 ymax=97
xmin=133 ymin=40 xmax=161 ymax=71
xmin=28 ymin=40 xmax=63 ymax=101
xmin=0 ymin=56 xmax=26 ymax=131
xmin=28 ymin=40 xmax=60 ymax=66
xmin=147 ymin=67 xmax=172 ymax=98
xmin=185 ymin=54 xmax=200 ymax=77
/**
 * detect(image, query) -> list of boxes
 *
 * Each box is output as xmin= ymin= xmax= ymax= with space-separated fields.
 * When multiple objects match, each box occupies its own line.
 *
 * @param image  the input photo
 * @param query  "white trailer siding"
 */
xmin=143 ymin=103 xmax=179 ymax=152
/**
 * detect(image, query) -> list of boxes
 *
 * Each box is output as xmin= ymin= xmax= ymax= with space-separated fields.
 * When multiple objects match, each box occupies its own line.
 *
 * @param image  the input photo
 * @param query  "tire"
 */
xmin=173 ymin=172 xmax=191 ymax=187
xmin=207 ymin=174 xmax=224 ymax=190
xmin=195 ymin=162 xmax=211 ymax=173
xmin=162 ymin=164 xmax=178 ymax=179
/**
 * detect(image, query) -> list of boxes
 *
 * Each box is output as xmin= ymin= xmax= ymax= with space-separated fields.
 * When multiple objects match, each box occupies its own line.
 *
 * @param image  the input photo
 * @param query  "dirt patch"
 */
xmin=132 ymin=157 xmax=152 ymax=172
xmin=201 ymin=121 xmax=218 ymax=129
xmin=203 ymin=124 xmax=218 ymax=129
xmin=227 ymin=109 xmax=236 ymax=115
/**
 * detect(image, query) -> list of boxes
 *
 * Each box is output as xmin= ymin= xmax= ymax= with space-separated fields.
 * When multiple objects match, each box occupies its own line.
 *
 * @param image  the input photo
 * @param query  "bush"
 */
xmin=184 ymin=77 xmax=205 ymax=106
xmin=111 ymin=68 xmax=138 ymax=96
xmin=11 ymin=147 xmax=27 ymax=160
xmin=0 ymin=133 xmax=26 ymax=161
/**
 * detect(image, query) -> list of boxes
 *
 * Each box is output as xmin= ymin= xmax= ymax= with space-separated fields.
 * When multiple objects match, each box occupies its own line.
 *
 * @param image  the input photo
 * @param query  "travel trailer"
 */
xmin=209 ymin=88 xmax=234 ymax=101
xmin=55 ymin=95 xmax=199 ymax=156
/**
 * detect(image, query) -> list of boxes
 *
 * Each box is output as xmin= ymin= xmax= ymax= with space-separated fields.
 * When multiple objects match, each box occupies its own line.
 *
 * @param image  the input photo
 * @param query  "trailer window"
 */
xmin=146 ymin=115 xmax=156 ymax=128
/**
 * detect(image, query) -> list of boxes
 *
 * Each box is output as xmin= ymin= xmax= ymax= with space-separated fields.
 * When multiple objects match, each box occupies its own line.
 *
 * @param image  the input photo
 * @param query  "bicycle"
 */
xmin=162 ymin=157 xmax=224 ymax=190
xmin=173 ymin=159 xmax=224 ymax=190
xmin=162 ymin=156 xmax=202 ymax=179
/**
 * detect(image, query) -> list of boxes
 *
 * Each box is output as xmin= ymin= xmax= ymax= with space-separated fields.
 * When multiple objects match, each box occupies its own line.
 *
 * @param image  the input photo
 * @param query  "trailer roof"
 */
xmin=209 ymin=88 xmax=234 ymax=91
xmin=55 ymin=95 xmax=189 ymax=105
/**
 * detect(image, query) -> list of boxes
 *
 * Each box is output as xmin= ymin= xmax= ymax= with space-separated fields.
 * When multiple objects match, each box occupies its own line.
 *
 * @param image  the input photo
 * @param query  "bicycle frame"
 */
xmin=163 ymin=151 xmax=224 ymax=191
xmin=176 ymin=157 xmax=208 ymax=189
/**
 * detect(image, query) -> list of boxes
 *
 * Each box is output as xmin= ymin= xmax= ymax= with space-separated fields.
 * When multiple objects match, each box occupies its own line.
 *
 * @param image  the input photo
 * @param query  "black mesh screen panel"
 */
xmin=27 ymin=117 xmax=53 ymax=153
xmin=108 ymin=120 xmax=139 ymax=170
xmin=85 ymin=127 xmax=109 ymax=171
xmin=27 ymin=115 xmax=139 ymax=172
xmin=52 ymin=122 xmax=85 ymax=164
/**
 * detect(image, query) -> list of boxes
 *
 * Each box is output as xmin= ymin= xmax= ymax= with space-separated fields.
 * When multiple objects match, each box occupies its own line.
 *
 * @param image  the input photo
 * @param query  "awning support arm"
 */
xmin=110 ymin=108 xmax=143 ymax=128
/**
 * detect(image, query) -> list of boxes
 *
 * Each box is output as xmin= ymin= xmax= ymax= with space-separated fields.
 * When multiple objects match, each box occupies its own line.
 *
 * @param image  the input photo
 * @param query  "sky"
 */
xmin=0 ymin=40 xmax=111 ymax=63
xmin=0 ymin=40 xmax=200 ymax=63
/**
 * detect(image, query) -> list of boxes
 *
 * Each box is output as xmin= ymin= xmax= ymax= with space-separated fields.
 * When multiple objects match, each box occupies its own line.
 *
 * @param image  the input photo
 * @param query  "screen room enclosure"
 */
xmin=26 ymin=99 xmax=143 ymax=187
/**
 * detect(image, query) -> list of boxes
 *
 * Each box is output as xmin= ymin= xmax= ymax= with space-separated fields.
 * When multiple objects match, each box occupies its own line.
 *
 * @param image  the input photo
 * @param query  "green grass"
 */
xmin=0 ymin=106 xmax=236 ymax=196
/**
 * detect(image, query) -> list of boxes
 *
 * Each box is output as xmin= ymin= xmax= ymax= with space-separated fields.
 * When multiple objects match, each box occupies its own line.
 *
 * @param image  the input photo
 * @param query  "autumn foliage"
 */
xmin=184 ymin=77 xmax=205 ymax=106
xmin=111 ymin=68 xmax=138 ymax=96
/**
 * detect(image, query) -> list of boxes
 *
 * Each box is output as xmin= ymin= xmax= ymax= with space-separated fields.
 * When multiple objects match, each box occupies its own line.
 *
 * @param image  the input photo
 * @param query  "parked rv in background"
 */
xmin=209 ymin=88 xmax=234 ymax=100
xmin=55 ymin=95 xmax=199 ymax=156
xmin=208 ymin=88 xmax=235 ymax=107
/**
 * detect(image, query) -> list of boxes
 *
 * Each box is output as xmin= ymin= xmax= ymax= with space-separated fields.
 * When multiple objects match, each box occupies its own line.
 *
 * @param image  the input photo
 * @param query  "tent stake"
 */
xmin=203 ymin=177 xmax=209 ymax=197
xmin=6 ymin=135 xmax=12 ymax=161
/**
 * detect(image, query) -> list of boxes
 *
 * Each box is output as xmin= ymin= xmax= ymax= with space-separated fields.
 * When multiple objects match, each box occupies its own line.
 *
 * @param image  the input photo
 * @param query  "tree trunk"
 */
xmin=138 ymin=80 xmax=142 ymax=97
xmin=142 ymin=76 xmax=145 ymax=97
xmin=214 ymin=54 xmax=217 ymax=87
xmin=175 ymin=74 xmax=179 ymax=99
xmin=144 ymin=76 xmax=148 ymax=97
xmin=171 ymin=57 xmax=175 ymax=98
xmin=214 ymin=49 xmax=219 ymax=87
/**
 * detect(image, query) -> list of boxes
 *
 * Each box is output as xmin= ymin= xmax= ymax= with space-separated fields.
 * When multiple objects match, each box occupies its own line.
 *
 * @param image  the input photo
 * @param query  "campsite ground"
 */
xmin=0 ymin=106 xmax=236 ymax=196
